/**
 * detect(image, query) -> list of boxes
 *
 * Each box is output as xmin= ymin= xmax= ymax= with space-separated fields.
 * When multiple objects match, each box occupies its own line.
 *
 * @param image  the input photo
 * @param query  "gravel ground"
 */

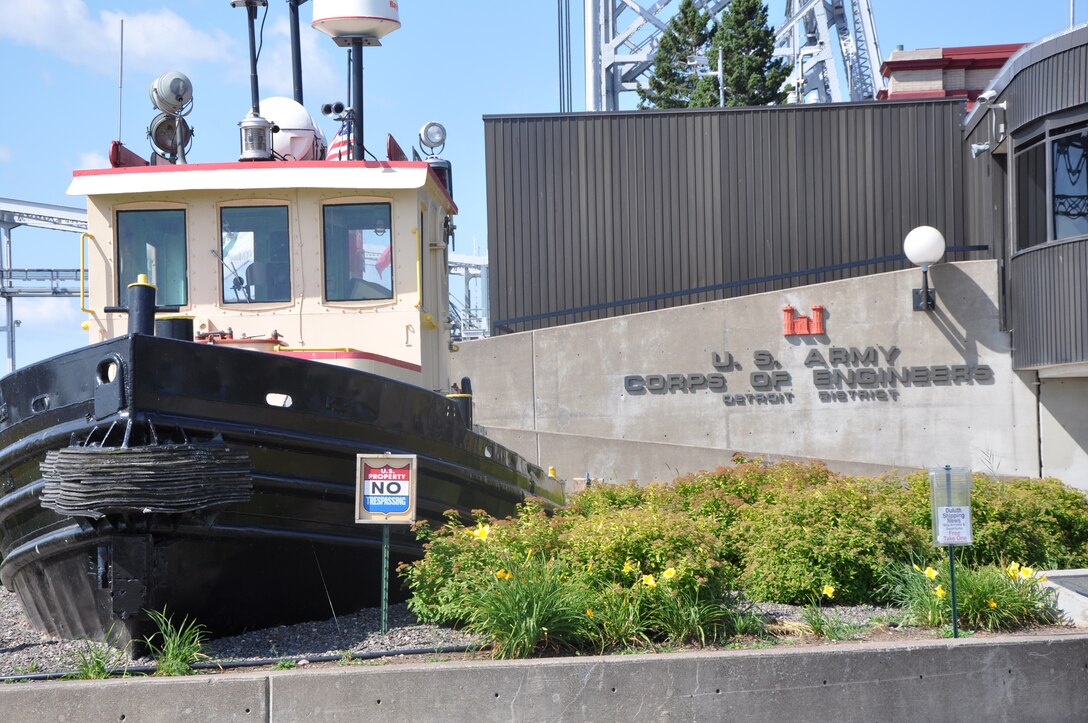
xmin=0 ymin=585 xmax=481 ymax=678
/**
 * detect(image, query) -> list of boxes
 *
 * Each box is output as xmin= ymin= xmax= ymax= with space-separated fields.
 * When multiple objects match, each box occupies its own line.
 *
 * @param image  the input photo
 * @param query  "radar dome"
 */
xmin=261 ymin=97 xmax=327 ymax=161
xmin=311 ymin=0 xmax=401 ymax=40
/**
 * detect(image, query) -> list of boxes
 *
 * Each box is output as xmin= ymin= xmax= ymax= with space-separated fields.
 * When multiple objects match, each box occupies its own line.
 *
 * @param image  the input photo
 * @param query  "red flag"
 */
xmin=375 ymin=244 xmax=392 ymax=276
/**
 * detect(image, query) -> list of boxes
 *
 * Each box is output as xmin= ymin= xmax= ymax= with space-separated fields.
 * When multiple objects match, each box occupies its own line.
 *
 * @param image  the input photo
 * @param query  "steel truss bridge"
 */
xmin=0 ymin=197 xmax=86 ymax=373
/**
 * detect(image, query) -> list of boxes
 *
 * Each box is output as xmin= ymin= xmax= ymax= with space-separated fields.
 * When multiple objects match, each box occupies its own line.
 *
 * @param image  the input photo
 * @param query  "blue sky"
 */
xmin=0 ymin=0 xmax=1082 ymax=367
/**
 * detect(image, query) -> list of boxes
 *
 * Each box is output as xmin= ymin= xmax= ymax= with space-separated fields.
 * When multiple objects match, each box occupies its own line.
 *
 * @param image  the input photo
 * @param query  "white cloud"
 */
xmin=14 ymin=297 xmax=85 ymax=330
xmin=256 ymin=17 xmax=342 ymax=103
xmin=0 ymin=145 xmax=10 ymax=163
xmin=0 ymin=1 xmax=233 ymax=75
xmin=77 ymin=151 xmax=108 ymax=170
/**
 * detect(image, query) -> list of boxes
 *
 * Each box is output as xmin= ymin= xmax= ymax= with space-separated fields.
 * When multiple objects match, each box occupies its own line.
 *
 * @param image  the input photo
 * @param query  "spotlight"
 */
xmin=419 ymin=121 xmax=446 ymax=152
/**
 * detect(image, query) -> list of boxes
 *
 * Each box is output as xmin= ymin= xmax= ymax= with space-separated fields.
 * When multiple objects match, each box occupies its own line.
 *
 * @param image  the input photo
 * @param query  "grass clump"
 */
xmin=880 ymin=560 xmax=1064 ymax=631
xmin=144 ymin=607 xmax=208 ymax=676
xmin=65 ymin=635 xmax=128 ymax=680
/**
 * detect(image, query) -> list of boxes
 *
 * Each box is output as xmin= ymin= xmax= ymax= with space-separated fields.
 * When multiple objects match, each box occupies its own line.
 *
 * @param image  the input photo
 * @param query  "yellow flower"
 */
xmin=924 ymin=567 xmax=938 ymax=580
xmin=1019 ymin=566 xmax=1034 ymax=580
xmin=933 ymin=584 xmax=947 ymax=599
xmin=585 ymin=608 xmax=594 ymax=618
xmin=1006 ymin=561 xmax=1021 ymax=578
xmin=622 ymin=560 xmax=636 ymax=574
xmin=470 ymin=523 xmax=490 ymax=541
xmin=662 ymin=567 xmax=677 ymax=580
xmin=494 ymin=568 xmax=513 ymax=580
xmin=912 ymin=563 xmax=922 ymax=573
xmin=822 ymin=584 xmax=835 ymax=599
xmin=987 ymin=598 xmax=998 ymax=608
xmin=1038 ymin=575 xmax=1048 ymax=583
xmin=586 ymin=560 xmax=594 ymax=572
xmin=642 ymin=574 xmax=657 ymax=588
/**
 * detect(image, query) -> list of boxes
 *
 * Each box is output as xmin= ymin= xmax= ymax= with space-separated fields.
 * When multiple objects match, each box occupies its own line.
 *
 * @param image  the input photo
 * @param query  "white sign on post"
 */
xmin=929 ymin=466 xmax=973 ymax=547
xmin=936 ymin=505 xmax=972 ymax=545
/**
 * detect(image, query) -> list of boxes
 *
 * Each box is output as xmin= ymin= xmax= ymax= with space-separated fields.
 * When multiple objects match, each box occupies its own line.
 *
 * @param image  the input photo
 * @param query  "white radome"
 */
xmin=261 ymin=97 xmax=327 ymax=161
xmin=311 ymin=0 xmax=401 ymax=40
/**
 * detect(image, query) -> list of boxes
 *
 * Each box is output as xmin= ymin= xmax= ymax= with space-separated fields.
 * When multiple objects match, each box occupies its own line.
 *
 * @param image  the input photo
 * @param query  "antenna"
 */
xmin=117 ymin=19 xmax=124 ymax=141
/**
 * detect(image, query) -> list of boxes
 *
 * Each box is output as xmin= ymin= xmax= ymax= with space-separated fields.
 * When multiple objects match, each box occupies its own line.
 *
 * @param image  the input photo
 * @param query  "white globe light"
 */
xmin=903 ymin=225 xmax=946 ymax=271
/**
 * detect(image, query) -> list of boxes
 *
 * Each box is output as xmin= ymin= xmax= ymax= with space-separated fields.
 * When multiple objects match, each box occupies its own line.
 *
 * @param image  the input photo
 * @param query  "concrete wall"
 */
xmin=452 ymin=261 xmax=1083 ymax=486
xmin=3 ymin=635 xmax=1086 ymax=722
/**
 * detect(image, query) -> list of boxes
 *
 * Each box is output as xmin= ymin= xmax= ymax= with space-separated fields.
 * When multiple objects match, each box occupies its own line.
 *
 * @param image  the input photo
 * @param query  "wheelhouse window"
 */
xmin=116 ymin=209 xmax=187 ymax=306
xmin=1052 ymin=129 xmax=1088 ymax=240
xmin=322 ymin=203 xmax=393 ymax=301
xmin=220 ymin=205 xmax=291 ymax=304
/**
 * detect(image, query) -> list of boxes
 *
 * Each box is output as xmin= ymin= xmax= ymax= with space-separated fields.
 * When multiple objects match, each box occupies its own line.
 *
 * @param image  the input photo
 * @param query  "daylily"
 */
xmin=822 ymin=584 xmax=835 ymax=599
xmin=933 ymin=584 xmax=947 ymax=599
xmin=662 ymin=567 xmax=677 ymax=580
xmin=1007 ymin=561 xmax=1021 ymax=578
xmin=1019 ymin=566 xmax=1035 ymax=580
xmin=987 ymin=598 xmax=998 ymax=608
xmin=585 ymin=608 xmax=594 ymax=618
xmin=495 ymin=568 xmax=512 ymax=580
xmin=912 ymin=563 xmax=922 ymax=572
xmin=924 ymin=567 xmax=938 ymax=580
xmin=622 ymin=560 xmax=636 ymax=574
xmin=470 ymin=523 xmax=491 ymax=541
xmin=586 ymin=560 xmax=594 ymax=572
xmin=642 ymin=574 xmax=657 ymax=588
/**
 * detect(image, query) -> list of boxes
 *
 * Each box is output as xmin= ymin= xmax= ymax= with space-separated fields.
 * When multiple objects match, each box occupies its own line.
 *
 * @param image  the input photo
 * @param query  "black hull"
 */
xmin=0 ymin=335 xmax=560 ymax=644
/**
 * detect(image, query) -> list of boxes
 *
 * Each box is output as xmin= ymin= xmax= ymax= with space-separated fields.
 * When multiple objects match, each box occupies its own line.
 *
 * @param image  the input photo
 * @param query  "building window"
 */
xmin=322 ymin=203 xmax=393 ymax=301
xmin=1052 ymin=129 xmax=1088 ymax=240
xmin=220 ymin=205 xmax=291 ymax=304
xmin=116 ymin=209 xmax=187 ymax=307
xmin=1014 ymin=141 xmax=1047 ymax=251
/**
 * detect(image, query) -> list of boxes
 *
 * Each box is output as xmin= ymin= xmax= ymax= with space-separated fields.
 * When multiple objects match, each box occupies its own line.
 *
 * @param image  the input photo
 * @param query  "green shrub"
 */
xmin=558 ymin=505 xmax=734 ymax=596
xmin=737 ymin=478 xmax=930 ymax=604
xmin=964 ymin=476 xmax=1088 ymax=568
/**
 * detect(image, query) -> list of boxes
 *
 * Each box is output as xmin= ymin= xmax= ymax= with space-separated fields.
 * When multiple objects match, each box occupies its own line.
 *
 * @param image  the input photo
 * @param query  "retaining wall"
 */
xmin=2 ymin=634 xmax=1086 ymax=722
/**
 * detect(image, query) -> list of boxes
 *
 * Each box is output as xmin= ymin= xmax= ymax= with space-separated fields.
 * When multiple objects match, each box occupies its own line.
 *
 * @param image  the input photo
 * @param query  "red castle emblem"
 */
xmin=782 ymin=305 xmax=825 ymax=336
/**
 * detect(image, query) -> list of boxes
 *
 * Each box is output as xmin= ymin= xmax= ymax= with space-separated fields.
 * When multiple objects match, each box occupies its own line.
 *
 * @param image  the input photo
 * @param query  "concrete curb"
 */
xmin=1 ymin=633 xmax=1086 ymax=722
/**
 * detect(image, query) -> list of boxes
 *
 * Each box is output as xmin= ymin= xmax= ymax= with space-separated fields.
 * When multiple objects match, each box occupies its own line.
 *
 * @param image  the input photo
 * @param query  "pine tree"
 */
xmin=711 ymin=0 xmax=791 ymax=106
xmin=636 ymin=0 xmax=715 ymax=109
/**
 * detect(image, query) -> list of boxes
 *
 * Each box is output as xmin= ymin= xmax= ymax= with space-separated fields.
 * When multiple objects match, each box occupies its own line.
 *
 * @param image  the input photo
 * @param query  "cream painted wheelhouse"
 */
xmin=70 ymin=161 xmax=454 ymax=390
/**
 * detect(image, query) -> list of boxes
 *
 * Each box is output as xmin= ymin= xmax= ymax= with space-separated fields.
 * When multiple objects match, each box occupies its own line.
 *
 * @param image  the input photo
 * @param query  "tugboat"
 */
xmin=0 ymin=0 xmax=561 ymax=645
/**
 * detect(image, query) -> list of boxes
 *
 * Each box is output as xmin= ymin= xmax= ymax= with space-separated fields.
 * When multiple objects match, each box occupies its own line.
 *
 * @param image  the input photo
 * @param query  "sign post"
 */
xmin=929 ymin=465 xmax=972 ymax=638
xmin=356 ymin=453 xmax=417 ymax=634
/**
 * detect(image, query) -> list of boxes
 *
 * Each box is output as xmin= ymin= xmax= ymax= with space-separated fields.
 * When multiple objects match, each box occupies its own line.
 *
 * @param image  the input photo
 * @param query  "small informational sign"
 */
xmin=929 ymin=466 xmax=973 ymax=546
xmin=355 ymin=454 xmax=417 ymax=524
xmin=936 ymin=505 xmax=972 ymax=545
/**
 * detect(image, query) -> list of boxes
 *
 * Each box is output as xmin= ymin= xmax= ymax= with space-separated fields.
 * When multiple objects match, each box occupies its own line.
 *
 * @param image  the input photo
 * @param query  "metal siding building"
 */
xmin=962 ymin=26 xmax=1088 ymax=370
xmin=485 ymin=100 xmax=991 ymax=334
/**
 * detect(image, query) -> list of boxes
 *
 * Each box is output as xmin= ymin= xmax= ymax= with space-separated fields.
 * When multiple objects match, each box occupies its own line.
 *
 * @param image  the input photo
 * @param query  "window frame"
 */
xmin=114 ymin=204 xmax=189 ymax=308
xmin=320 ymin=200 xmax=395 ymax=304
xmin=217 ymin=202 xmax=293 ymax=307
xmin=1011 ymin=110 xmax=1088 ymax=255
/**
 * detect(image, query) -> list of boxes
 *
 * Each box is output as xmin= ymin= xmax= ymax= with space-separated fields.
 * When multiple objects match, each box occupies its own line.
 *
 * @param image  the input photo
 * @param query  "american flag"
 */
xmin=325 ymin=126 xmax=353 ymax=161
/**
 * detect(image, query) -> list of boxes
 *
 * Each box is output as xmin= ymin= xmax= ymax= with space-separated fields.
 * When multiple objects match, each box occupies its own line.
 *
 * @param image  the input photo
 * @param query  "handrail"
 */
xmin=492 ymin=245 xmax=990 ymax=331
xmin=79 ymin=232 xmax=94 ymax=313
